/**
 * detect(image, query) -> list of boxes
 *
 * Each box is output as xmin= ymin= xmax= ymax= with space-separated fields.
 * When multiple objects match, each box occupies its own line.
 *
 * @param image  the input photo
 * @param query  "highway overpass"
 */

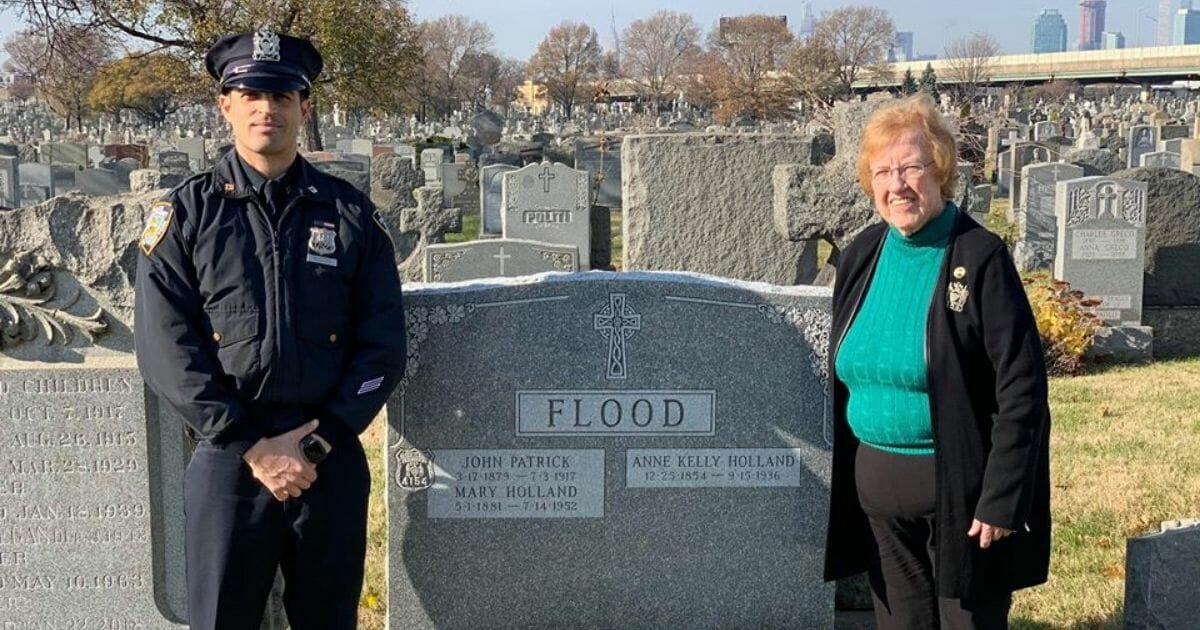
xmin=855 ymin=45 xmax=1200 ymax=90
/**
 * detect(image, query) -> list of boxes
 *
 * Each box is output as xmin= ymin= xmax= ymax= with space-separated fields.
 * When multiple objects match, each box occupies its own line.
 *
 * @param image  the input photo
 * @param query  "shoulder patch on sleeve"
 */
xmin=140 ymin=201 xmax=174 ymax=256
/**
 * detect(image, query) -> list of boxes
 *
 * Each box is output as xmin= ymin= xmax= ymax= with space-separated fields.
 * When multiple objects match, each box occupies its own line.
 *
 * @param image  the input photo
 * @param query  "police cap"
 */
xmin=205 ymin=29 xmax=323 ymax=94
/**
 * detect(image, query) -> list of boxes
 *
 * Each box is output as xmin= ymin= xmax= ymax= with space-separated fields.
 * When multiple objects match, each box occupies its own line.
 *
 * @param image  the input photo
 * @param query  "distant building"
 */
xmin=1033 ymin=9 xmax=1068 ymax=53
xmin=889 ymin=32 xmax=915 ymax=62
xmin=799 ymin=2 xmax=816 ymax=39
xmin=1079 ymin=0 xmax=1106 ymax=50
xmin=1160 ymin=0 xmax=1178 ymax=46
xmin=1102 ymin=31 xmax=1126 ymax=49
xmin=1174 ymin=8 xmax=1200 ymax=44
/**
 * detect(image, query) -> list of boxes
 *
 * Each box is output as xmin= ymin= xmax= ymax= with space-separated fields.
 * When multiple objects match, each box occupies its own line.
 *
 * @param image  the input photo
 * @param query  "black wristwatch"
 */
xmin=300 ymin=433 xmax=331 ymax=464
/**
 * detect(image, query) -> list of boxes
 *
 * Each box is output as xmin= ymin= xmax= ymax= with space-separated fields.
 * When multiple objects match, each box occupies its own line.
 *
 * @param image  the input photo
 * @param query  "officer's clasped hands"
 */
xmin=242 ymin=419 xmax=321 ymax=501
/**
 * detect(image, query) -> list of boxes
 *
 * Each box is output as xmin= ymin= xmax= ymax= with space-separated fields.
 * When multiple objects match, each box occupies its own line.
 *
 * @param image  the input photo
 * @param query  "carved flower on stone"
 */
xmin=429 ymin=306 xmax=449 ymax=325
xmin=446 ymin=304 xmax=466 ymax=323
xmin=408 ymin=320 xmax=428 ymax=344
xmin=409 ymin=307 xmax=428 ymax=324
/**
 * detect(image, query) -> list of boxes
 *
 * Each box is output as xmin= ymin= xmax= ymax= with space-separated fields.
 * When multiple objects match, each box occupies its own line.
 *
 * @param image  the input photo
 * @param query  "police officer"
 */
xmin=134 ymin=29 xmax=405 ymax=629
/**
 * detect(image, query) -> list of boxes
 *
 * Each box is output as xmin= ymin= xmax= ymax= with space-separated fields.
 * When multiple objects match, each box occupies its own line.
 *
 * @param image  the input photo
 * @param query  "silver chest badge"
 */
xmin=307 ymin=222 xmax=338 ymax=267
xmin=253 ymin=29 xmax=281 ymax=62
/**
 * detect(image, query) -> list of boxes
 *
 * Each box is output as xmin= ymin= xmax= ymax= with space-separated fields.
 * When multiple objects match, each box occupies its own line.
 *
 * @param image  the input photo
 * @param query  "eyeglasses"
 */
xmin=871 ymin=161 xmax=933 ymax=184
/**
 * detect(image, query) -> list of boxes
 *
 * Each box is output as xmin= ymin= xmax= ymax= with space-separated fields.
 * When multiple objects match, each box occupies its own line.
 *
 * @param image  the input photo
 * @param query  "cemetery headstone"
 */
xmin=1033 ymin=121 xmax=1060 ymax=141
xmin=501 ymin=161 xmax=592 ymax=269
xmin=479 ymin=164 xmax=518 ymax=236
xmin=1054 ymin=175 xmax=1152 ymax=359
xmin=1013 ymin=162 xmax=1083 ymax=271
xmin=388 ymin=271 xmax=835 ymax=629
xmin=0 ymin=155 xmax=18 ymax=208
xmin=76 ymin=168 xmax=127 ymax=196
xmin=1124 ymin=520 xmax=1200 ymax=630
xmin=42 ymin=142 xmax=88 ymax=168
xmin=574 ymin=137 xmax=622 ymax=208
xmin=20 ymin=163 xmax=53 ymax=198
xmin=423 ymin=238 xmax=579 ymax=281
xmin=0 ymin=199 xmax=191 ymax=627
xmin=1139 ymin=151 xmax=1181 ymax=169
xmin=420 ymin=148 xmax=444 ymax=184
xmin=1127 ymin=125 xmax=1158 ymax=170
xmin=1009 ymin=143 xmax=1055 ymax=218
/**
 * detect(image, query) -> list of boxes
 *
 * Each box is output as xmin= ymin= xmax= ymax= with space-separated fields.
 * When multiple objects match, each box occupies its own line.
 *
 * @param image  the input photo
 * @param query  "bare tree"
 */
xmin=417 ymin=15 xmax=494 ymax=118
xmin=4 ymin=27 xmax=112 ymax=130
xmin=943 ymin=33 xmax=999 ymax=102
xmin=811 ymin=6 xmax=895 ymax=97
xmin=696 ymin=14 xmax=796 ymax=122
xmin=621 ymin=10 xmax=701 ymax=111
xmin=459 ymin=52 xmax=525 ymax=115
xmin=527 ymin=21 xmax=601 ymax=118
xmin=787 ymin=35 xmax=841 ymax=108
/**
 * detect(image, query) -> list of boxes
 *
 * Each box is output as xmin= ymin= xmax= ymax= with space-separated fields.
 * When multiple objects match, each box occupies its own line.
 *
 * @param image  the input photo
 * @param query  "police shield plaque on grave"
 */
xmin=388 ymin=272 xmax=834 ymax=628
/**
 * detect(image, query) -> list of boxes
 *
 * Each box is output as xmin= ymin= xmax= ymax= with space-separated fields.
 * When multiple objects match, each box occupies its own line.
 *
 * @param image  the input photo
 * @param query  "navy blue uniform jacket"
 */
xmin=134 ymin=150 xmax=406 ymax=449
xmin=824 ymin=208 xmax=1052 ymax=599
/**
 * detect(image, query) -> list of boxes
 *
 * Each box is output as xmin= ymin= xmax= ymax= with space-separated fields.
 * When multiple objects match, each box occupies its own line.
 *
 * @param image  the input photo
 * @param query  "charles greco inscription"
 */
xmin=1071 ymin=229 xmax=1139 ymax=260
xmin=0 ymin=368 xmax=183 ymax=627
xmin=425 ymin=449 xmax=605 ymax=519
xmin=625 ymin=448 xmax=812 ymax=488
xmin=515 ymin=390 xmax=715 ymax=436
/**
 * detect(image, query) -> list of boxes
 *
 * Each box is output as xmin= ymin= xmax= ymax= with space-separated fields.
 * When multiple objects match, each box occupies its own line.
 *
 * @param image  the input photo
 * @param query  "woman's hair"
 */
xmin=856 ymin=93 xmax=959 ymax=200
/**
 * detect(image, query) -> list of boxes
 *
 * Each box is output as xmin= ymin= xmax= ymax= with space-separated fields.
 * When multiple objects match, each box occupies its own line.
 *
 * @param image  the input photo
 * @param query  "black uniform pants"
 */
xmin=184 ymin=428 xmax=370 ymax=630
xmin=855 ymin=443 xmax=1011 ymax=630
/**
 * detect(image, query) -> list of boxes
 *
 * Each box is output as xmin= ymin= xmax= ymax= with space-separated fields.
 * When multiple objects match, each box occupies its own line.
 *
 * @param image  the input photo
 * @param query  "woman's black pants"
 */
xmin=855 ymin=443 xmax=1011 ymax=630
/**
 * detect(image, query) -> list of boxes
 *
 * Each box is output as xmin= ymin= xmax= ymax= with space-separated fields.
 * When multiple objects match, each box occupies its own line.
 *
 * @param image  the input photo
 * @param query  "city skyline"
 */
xmin=0 ymin=1 xmax=1172 ymax=65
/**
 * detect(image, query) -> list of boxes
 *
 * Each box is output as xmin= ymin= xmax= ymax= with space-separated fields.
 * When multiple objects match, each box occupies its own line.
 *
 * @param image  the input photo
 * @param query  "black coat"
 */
xmin=134 ymin=150 xmax=407 ymax=449
xmin=823 ymin=207 xmax=1052 ymax=599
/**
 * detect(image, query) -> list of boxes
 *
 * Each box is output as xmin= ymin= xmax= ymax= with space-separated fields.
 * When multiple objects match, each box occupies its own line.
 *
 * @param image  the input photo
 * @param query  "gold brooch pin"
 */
xmin=948 ymin=282 xmax=969 ymax=312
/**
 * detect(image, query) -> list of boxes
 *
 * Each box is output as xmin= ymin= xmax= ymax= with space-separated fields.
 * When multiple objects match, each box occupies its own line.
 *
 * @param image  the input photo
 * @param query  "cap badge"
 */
xmin=253 ymin=28 xmax=281 ymax=62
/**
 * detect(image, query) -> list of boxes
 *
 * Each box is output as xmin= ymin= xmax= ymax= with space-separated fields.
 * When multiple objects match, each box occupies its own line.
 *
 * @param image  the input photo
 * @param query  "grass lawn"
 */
xmin=355 ymin=357 xmax=1200 ymax=628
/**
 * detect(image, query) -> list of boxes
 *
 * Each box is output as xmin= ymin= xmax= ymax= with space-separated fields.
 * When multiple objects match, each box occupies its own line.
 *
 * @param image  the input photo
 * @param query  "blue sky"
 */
xmin=0 ymin=1 xmax=1164 ymax=64
xmin=406 ymin=0 xmax=1161 ymax=58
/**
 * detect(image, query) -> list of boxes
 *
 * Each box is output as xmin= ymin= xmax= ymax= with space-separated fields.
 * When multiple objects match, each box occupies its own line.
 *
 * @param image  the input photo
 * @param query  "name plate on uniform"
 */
xmin=426 ymin=449 xmax=605 ymax=519
xmin=625 ymin=448 xmax=809 ymax=488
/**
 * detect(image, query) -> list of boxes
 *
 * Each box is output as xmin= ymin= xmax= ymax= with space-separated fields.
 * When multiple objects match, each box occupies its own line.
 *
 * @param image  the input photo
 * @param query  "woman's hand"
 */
xmin=968 ymin=519 xmax=1014 ymax=549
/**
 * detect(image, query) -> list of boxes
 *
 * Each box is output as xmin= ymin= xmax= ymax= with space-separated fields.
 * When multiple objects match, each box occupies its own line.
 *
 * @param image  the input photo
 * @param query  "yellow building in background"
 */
xmin=516 ymin=80 xmax=550 ymax=115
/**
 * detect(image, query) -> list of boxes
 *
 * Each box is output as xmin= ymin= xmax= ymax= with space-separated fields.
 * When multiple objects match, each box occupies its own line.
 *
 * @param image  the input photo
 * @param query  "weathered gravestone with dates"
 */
xmin=388 ymin=271 xmax=834 ymax=628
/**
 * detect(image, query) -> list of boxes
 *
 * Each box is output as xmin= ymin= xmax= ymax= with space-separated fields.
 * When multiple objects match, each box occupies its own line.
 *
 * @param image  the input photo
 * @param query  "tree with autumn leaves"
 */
xmin=3 ymin=0 xmax=421 ymax=148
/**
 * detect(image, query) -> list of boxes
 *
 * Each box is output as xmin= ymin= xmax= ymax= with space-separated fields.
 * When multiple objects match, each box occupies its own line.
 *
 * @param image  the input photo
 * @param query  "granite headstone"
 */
xmin=388 ymin=271 xmax=834 ymax=628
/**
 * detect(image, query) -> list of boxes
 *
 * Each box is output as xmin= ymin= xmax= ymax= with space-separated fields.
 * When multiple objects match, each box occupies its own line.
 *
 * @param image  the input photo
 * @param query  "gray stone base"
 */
xmin=1124 ymin=519 xmax=1200 ymax=630
xmin=1088 ymin=325 xmax=1153 ymax=362
xmin=1144 ymin=307 xmax=1200 ymax=358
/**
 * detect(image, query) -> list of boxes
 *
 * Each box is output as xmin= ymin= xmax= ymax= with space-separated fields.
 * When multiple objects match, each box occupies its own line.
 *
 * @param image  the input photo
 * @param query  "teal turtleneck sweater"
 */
xmin=835 ymin=204 xmax=957 ymax=456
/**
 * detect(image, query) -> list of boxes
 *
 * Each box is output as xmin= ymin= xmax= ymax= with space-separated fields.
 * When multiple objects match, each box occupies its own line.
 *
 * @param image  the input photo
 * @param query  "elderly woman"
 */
xmin=823 ymin=94 xmax=1051 ymax=629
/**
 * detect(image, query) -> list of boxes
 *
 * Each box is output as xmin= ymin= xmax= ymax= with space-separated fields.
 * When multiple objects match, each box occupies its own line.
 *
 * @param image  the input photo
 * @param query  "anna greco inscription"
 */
xmin=1070 ymin=229 xmax=1139 ymax=260
xmin=0 ymin=369 xmax=182 ymax=627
